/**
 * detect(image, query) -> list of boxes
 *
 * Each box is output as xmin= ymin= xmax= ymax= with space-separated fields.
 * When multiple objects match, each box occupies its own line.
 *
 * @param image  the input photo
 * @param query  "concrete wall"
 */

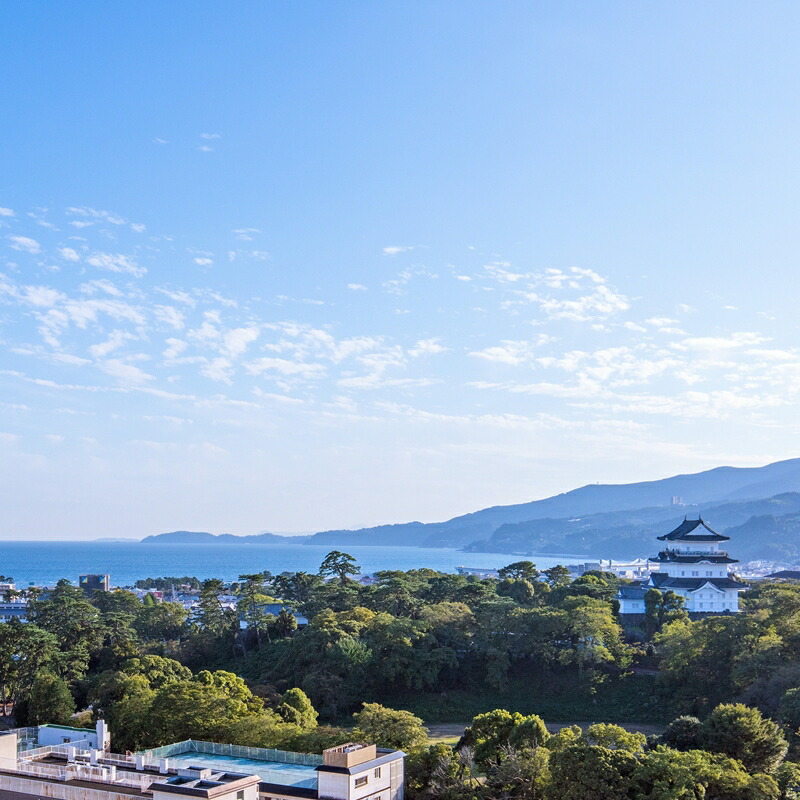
xmin=153 ymin=786 xmax=258 ymax=800
xmin=317 ymin=763 xmax=393 ymax=800
xmin=36 ymin=728 xmax=98 ymax=748
xmin=0 ymin=733 xmax=19 ymax=764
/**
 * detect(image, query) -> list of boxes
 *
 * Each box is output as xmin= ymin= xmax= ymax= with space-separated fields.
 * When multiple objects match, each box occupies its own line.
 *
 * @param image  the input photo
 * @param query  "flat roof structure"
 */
xmin=0 ymin=727 xmax=405 ymax=800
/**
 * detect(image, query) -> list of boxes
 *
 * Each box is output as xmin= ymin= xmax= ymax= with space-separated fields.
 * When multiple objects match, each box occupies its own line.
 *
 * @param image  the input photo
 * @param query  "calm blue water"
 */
xmin=0 ymin=542 xmax=580 ymax=588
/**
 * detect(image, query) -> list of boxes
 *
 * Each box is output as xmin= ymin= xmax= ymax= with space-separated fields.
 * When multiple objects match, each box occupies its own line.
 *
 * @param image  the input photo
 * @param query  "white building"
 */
xmin=618 ymin=517 xmax=748 ymax=614
xmin=0 ymin=726 xmax=404 ymax=800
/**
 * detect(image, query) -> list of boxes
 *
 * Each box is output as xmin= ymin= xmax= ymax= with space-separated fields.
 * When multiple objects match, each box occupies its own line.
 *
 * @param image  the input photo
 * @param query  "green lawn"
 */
xmin=392 ymin=672 xmax=667 ymax=727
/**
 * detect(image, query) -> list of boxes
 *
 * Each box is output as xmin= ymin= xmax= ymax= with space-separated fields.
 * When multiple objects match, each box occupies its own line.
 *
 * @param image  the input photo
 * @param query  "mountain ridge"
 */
xmin=141 ymin=458 xmax=800 ymax=559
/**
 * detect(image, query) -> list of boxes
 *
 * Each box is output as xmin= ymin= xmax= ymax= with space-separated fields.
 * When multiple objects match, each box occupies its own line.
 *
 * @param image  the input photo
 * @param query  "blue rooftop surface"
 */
xmin=165 ymin=752 xmax=318 ymax=789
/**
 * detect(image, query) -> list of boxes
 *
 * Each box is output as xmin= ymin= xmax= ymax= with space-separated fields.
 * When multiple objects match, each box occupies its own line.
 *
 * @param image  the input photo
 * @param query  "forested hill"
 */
xmin=141 ymin=459 xmax=800 ymax=559
xmin=141 ymin=530 xmax=310 ymax=544
xmin=467 ymin=492 xmax=800 ymax=560
xmin=309 ymin=457 xmax=800 ymax=550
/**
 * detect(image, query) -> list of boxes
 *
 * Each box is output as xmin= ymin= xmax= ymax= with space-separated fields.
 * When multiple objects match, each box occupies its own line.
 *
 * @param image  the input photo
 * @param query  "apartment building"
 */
xmin=0 ymin=725 xmax=404 ymax=800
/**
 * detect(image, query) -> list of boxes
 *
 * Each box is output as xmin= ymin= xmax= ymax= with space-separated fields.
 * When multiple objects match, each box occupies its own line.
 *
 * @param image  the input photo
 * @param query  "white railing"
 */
xmin=20 ymin=741 xmax=93 ymax=762
xmin=142 ymin=739 xmax=323 ymax=766
xmin=6 ymin=755 xmax=158 ymax=791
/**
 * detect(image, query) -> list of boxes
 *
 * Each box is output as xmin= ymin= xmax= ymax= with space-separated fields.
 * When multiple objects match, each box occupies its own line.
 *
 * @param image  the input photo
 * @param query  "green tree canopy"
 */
xmin=28 ymin=671 xmax=75 ymax=726
xmin=703 ymin=703 xmax=788 ymax=774
xmin=498 ymin=561 xmax=539 ymax=582
xmin=319 ymin=551 xmax=361 ymax=585
xmin=352 ymin=703 xmax=429 ymax=751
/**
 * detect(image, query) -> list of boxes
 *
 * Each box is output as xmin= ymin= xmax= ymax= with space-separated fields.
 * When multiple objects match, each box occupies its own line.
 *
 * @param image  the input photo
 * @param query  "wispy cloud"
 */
xmin=383 ymin=245 xmax=414 ymax=256
xmin=86 ymin=252 xmax=147 ymax=278
xmin=8 ymin=235 xmax=41 ymax=254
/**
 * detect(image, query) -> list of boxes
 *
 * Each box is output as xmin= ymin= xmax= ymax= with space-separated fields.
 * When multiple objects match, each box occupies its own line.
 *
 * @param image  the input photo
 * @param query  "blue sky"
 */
xmin=2 ymin=2 xmax=800 ymax=539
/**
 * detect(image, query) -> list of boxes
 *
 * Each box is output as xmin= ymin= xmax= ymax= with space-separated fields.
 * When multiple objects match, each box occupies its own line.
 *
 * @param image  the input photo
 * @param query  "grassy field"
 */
xmin=425 ymin=720 xmax=665 ymax=746
xmin=393 ymin=672 xmax=667 ymax=728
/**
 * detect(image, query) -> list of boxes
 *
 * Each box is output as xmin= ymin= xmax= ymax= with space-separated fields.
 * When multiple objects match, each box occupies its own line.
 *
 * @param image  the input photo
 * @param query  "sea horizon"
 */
xmin=0 ymin=541 xmax=589 ymax=588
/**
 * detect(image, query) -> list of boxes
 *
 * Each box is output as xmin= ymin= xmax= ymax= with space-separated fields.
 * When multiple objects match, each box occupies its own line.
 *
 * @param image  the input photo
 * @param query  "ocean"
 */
xmin=0 ymin=541 xmax=584 ymax=588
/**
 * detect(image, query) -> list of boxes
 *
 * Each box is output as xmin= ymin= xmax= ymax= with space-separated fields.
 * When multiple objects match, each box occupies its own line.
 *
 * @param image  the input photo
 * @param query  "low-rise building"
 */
xmin=0 ymin=725 xmax=404 ymax=800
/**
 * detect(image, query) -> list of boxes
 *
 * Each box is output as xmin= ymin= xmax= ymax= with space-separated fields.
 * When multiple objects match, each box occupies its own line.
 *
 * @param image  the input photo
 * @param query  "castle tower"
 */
xmin=617 ymin=517 xmax=748 ymax=614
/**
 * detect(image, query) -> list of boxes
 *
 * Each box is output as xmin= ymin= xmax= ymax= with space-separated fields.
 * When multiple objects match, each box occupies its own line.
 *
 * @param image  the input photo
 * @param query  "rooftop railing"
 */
xmin=141 ymin=739 xmax=323 ymax=767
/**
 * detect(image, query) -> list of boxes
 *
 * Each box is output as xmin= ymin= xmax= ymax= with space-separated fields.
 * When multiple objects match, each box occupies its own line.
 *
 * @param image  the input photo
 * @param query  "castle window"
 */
xmin=355 ymin=776 xmax=369 ymax=788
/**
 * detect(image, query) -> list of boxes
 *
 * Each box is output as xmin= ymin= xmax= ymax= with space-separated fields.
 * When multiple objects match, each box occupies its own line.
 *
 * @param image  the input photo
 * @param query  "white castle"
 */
xmin=617 ymin=517 xmax=748 ymax=614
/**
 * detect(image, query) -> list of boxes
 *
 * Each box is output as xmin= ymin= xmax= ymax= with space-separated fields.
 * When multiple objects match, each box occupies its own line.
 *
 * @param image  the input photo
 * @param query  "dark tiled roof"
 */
xmin=649 ymin=554 xmax=738 ymax=564
xmin=654 ymin=576 xmax=748 ymax=591
xmin=657 ymin=518 xmax=729 ymax=542
xmin=767 ymin=570 xmax=800 ymax=580
xmin=618 ymin=586 xmax=648 ymax=599
xmin=650 ymin=573 xmax=672 ymax=587
xmin=258 ymin=783 xmax=317 ymax=799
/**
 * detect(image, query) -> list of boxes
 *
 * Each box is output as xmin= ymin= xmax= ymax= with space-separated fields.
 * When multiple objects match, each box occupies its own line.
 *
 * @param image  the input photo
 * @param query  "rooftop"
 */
xmin=657 ymin=517 xmax=730 ymax=543
xmin=141 ymin=740 xmax=324 ymax=789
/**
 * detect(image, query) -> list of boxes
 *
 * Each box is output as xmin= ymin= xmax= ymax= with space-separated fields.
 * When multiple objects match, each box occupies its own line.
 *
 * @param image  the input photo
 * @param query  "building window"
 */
xmin=706 ymin=571 xmax=712 ymax=576
xmin=699 ymin=603 xmax=704 ymax=609
xmin=691 ymin=571 xmax=698 ymax=576
xmin=237 ymin=792 xmax=245 ymax=800
xmin=355 ymin=776 xmax=369 ymax=788
xmin=375 ymin=768 xmax=382 ymax=778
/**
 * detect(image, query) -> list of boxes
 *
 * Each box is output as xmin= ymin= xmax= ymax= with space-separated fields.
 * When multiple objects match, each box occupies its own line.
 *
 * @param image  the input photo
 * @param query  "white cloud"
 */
xmin=66 ymin=207 xmax=127 ymax=225
xmin=58 ymin=247 xmax=80 ymax=262
xmin=200 ymin=133 xmax=221 ymax=140
xmin=201 ymin=357 xmax=233 ymax=383
xmin=80 ymin=279 xmax=123 ymax=297
xmin=244 ymin=357 xmax=325 ymax=378
xmin=8 ymin=235 xmax=41 ymax=254
xmin=672 ymin=332 xmax=768 ymax=351
xmin=383 ymin=246 xmax=413 ymax=255
xmin=222 ymin=326 xmax=260 ymax=357
xmin=130 ymin=223 xmax=146 ymax=233
xmin=156 ymin=288 xmax=196 ymax=306
xmin=98 ymin=359 xmax=153 ymax=384
xmin=89 ymin=330 xmax=131 ymax=358
xmin=232 ymin=228 xmax=260 ymax=241
xmin=484 ymin=262 xmax=527 ymax=283
xmin=530 ymin=282 xmax=629 ymax=321
xmin=194 ymin=257 xmax=214 ymax=266
xmin=86 ymin=252 xmax=146 ymax=278
xmin=163 ymin=338 xmax=188 ymax=360
xmin=409 ymin=338 xmax=447 ymax=357
xmin=646 ymin=317 xmax=677 ymax=327
xmin=154 ymin=305 xmax=185 ymax=330
xmin=21 ymin=285 xmax=64 ymax=308
xmin=0 ymin=208 xmax=14 ymax=217
xmin=197 ymin=145 xmax=214 ymax=153
xmin=471 ymin=340 xmax=536 ymax=366
xmin=347 ymin=283 xmax=368 ymax=291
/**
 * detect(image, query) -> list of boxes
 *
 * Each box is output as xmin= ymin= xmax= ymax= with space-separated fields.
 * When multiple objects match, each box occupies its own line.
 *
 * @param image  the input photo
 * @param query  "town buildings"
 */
xmin=617 ymin=517 xmax=749 ymax=614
